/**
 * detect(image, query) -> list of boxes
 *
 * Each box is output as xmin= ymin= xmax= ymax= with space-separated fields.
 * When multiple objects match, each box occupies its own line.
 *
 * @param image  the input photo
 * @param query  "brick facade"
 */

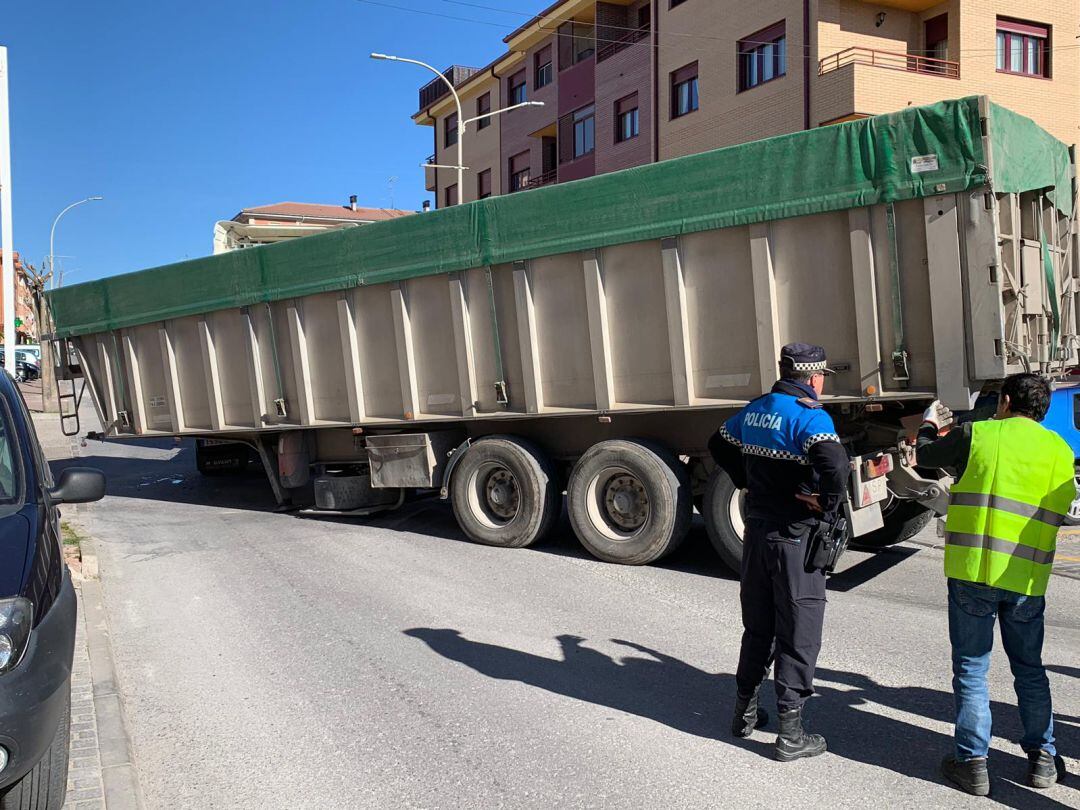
xmin=418 ymin=0 xmax=1078 ymax=207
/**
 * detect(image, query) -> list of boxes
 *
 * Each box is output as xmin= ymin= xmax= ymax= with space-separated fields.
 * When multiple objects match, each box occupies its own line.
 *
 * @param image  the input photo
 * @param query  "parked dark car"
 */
xmin=0 ymin=370 xmax=104 ymax=809
xmin=0 ymin=351 xmax=40 ymax=383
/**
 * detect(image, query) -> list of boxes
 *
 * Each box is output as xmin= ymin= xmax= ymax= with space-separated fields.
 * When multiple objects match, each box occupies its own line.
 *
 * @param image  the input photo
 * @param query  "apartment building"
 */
xmin=414 ymin=0 xmax=1079 ymax=207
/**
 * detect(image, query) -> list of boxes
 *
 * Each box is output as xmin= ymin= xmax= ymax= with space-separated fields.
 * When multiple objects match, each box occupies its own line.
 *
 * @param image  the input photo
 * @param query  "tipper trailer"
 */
xmin=46 ymin=97 xmax=1078 ymax=571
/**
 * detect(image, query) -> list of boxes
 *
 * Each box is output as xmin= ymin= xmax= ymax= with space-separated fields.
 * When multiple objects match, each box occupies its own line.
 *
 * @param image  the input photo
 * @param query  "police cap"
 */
xmin=779 ymin=343 xmax=835 ymax=375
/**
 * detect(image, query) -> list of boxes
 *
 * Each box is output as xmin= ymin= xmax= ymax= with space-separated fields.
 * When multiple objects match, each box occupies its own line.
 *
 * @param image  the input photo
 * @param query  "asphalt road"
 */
xmin=55 ymin=436 xmax=1080 ymax=810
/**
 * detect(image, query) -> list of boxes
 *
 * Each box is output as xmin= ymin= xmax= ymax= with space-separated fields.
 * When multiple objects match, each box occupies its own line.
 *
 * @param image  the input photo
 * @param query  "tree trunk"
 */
xmin=35 ymin=293 xmax=59 ymax=413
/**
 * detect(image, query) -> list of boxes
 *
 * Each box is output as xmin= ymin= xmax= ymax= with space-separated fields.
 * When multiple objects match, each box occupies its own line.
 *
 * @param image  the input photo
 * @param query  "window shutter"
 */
xmin=997 ymin=18 xmax=1048 ymax=38
xmin=672 ymin=62 xmax=698 ymax=85
xmin=616 ymin=93 xmax=638 ymax=116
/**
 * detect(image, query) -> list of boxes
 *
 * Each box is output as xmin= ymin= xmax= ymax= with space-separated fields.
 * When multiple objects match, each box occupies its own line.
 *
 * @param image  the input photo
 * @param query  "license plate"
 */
xmin=854 ymin=475 xmax=889 ymax=508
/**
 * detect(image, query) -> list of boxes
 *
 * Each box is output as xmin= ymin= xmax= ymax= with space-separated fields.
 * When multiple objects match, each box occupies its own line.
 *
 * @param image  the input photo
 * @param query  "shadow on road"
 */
xmin=54 ymin=439 xmax=923 ymax=588
xmin=404 ymin=629 xmax=1075 ymax=808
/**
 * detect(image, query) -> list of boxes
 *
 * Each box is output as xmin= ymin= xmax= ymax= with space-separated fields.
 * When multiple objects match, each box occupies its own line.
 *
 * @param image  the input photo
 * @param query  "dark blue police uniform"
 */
xmin=709 ymin=343 xmax=848 ymax=759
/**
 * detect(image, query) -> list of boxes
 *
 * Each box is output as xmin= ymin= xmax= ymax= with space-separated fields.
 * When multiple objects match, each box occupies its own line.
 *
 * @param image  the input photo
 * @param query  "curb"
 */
xmin=78 ymin=536 xmax=145 ymax=810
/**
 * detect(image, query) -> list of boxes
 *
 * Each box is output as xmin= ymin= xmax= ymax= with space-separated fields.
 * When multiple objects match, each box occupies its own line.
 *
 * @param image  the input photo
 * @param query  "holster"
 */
xmin=805 ymin=513 xmax=850 ymax=574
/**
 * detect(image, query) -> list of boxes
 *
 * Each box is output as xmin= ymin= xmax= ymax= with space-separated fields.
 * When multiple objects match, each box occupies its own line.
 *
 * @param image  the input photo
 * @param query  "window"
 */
xmin=477 ymin=169 xmax=492 ymax=200
xmin=996 ymin=18 xmax=1050 ymax=78
xmin=670 ymin=0 xmax=689 ymax=7
xmin=444 ymin=113 xmax=458 ymax=148
xmin=738 ymin=22 xmax=786 ymax=92
xmin=535 ymin=45 xmax=552 ymax=89
xmin=573 ymin=105 xmax=595 ymax=158
xmin=615 ymin=93 xmax=639 ymax=143
xmin=924 ymin=14 xmax=949 ymax=62
xmin=476 ymin=92 xmax=491 ymax=130
xmin=0 ymin=399 xmax=20 ymax=504
xmin=444 ymin=184 xmax=458 ymax=207
xmin=671 ymin=62 xmax=699 ymax=118
xmin=508 ymin=70 xmax=527 ymax=105
xmin=509 ymin=151 xmax=530 ymax=192
xmin=558 ymin=21 xmax=595 ymax=69
xmin=638 ymin=6 xmax=651 ymax=30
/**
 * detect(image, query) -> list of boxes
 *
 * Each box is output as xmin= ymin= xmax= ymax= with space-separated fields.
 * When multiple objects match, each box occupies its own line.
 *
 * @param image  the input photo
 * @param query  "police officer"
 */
xmin=709 ymin=343 xmax=848 ymax=761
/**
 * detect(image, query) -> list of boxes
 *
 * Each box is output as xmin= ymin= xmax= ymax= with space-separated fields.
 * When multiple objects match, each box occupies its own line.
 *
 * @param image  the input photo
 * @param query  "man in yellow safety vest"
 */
xmin=918 ymin=373 xmax=1074 ymax=796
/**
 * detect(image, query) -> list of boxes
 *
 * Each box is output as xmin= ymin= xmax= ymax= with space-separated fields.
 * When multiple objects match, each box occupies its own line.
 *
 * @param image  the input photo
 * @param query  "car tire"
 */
xmin=0 ymin=691 xmax=70 ymax=810
xmin=702 ymin=467 xmax=745 ymax=574
xmin=851 ymin=499 xmax=933 ymax=549
xmin=567 ymin=439 xmax=691 ymax=565
xmin=450 ymin=436 xmax=559 ymax=549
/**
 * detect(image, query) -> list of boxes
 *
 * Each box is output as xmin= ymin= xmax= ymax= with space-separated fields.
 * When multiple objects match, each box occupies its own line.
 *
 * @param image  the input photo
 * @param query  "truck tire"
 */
xmin=702 ymin=467 xmax=746 ymax=574
xmin=567 ymin=440 xmax=691 ymax=565
xmin=0 ymin=692 xmax=70 ymax=810
xmin=450 ymin=436 xmax=559 ymax=549
xmin=852 ymin=499 xmax=933 ymax=549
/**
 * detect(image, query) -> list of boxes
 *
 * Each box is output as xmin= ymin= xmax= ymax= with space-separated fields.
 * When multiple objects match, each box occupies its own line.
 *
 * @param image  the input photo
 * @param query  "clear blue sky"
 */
xmin=4 ymin=0 xmax=541 ymax=282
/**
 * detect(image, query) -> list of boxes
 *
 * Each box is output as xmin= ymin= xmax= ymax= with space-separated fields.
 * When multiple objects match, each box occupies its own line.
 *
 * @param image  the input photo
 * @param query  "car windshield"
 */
xmin=0 ymin=403 xmax=19 ymax=503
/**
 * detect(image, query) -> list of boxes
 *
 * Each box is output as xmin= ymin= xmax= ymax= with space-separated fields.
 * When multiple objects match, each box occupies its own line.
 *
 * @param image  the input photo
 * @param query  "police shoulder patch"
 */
xmin=797 ymin=397 xmax=822 ymax=409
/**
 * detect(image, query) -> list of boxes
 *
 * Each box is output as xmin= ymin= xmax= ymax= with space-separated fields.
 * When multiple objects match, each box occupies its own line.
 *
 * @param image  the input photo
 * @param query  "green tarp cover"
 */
xmin=48 ymin=96 xmax=1074 ymax=339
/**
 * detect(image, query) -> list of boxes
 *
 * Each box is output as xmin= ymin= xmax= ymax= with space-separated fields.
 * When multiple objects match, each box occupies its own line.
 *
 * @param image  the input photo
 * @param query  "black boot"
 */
xmin=1027 ymin=750 xmax=1064 ymax=789
xmin=731 ymin=689 xmax=768 ymax=738
xmin=941 ymin=755 xmax=990 ymax=796
xmin=774 ymin=707 xmax=827 ymax=761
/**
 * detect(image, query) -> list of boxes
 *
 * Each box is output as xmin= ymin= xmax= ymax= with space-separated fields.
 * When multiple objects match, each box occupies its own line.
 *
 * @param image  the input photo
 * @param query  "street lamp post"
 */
xmin=371 ymin=54 xmax=465 ymax=193
xmin=49 ymin=196 xmax=103 ymax=290
xmin=371 ymin=53 xmax=543 ymax=201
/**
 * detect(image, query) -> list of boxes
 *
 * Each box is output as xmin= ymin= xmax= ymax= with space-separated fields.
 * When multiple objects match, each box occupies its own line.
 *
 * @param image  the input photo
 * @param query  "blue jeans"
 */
xmin=948 ymin=579 xmax=1055 ymax=760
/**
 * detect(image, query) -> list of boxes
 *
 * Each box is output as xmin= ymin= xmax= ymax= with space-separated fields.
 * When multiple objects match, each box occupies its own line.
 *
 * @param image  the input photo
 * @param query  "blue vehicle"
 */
xmin=1043 ymin=384 xmax=1080 ymax=524
xmin=0 ymin=370 xmax=105 ymax=809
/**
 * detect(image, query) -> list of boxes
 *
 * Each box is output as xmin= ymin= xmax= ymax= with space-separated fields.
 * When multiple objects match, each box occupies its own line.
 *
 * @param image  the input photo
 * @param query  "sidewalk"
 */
xmin=32 ymin=406 xmax=142 ymax=810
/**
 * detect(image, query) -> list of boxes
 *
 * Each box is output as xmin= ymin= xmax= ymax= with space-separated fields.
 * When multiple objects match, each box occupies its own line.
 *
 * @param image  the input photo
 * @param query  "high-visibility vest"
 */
xmin=944 ymin=417 xmax=1076 ymax=596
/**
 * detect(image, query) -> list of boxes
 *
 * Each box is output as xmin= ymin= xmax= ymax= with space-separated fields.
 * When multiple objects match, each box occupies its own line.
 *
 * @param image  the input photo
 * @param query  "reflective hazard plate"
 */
xmin=855 ymin=475 xmax=889 ymax=508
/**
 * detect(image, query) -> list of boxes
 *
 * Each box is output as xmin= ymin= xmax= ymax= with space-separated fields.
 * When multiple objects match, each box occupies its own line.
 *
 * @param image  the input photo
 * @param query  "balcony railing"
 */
xmin=522 ymin=170 xmax=558 ymax=191
xmin=418 ymin=65 xmax=480 ymax=111
xmin=596 ymin=23 xmax=651 ymax=63
xmin=818 ymin=47 xmax=959 ymax=79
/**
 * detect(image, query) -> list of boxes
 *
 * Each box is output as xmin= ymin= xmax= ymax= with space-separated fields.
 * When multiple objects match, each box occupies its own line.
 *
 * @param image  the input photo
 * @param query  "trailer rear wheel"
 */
xmin=702 ymin=467 xmax=746 ymax=573
xmin=851 ymin=499 xmax=933 ymax=549
xmin=450 ymin=436 xmax=559 ymax=549
xmin=567 ymin=440 xmax=691 ymax=565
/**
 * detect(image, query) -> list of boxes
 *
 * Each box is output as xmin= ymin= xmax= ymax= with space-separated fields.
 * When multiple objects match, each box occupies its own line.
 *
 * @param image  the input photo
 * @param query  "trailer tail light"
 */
xmin=862 ymin=455 xmax=894 ymax=480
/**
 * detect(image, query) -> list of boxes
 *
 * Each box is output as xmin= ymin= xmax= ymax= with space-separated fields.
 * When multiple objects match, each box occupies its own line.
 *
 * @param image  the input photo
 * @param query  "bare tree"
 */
xmin=22 ymin=261 xmax=58 ymax=413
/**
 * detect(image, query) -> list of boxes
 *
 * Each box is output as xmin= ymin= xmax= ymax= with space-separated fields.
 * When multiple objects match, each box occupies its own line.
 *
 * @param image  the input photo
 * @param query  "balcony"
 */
xmin=597 ymin=23 xmax=650 ymax=63
xmin=522 ymin=170 xmax=557 ymax=191
xmin=417 ymin=65 xmax=480 ymax=111
xmin=819 ymin=47 xmax=959 ymax=80
xmin=424 ymin=154 xmax=437 ymax=193
xmin=815 ymin=48 xmax=963 ymax=127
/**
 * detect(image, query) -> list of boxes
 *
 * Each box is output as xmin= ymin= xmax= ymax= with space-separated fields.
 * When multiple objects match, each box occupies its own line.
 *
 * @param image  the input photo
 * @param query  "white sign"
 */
xmin=911 ymin=154 xmax=940 ymax=174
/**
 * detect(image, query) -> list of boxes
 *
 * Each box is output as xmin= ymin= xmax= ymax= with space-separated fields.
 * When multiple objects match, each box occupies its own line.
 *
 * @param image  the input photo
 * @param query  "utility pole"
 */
xmin=0 ymin=47 xmax=16 ymax=368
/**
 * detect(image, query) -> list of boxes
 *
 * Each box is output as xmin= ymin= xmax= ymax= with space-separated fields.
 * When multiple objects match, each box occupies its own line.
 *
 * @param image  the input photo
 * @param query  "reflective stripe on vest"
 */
xmin=943 ymin=417 xmax=1074 ymax=597
xmin=948 ymin=492 xmax=1066 ymax=529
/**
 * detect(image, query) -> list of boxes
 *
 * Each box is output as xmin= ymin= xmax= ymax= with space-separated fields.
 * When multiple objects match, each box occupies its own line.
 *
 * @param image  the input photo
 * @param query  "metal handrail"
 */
xmin=523 ymin=169 xmax=558 ymax=190
xmin=818 ymin=46 xmax=960 ymax=79
xmin=597 ymin=23 xmax=651 ymax=62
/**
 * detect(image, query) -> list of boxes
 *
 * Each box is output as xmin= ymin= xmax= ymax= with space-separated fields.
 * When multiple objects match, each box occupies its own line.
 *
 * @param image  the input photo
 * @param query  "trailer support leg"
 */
xmin=255 ymin=436 xmax=293 ymax=510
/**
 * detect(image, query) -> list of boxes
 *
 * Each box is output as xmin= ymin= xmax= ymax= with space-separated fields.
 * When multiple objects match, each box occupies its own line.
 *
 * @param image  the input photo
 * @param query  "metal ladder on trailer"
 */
xmin=51 ymin=338 xmax=87 ymax=437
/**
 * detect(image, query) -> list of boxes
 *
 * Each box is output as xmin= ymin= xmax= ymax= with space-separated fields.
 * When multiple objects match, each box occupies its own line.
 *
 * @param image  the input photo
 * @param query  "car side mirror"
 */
xmin=48 ymin=467 xmax=106 ymax=504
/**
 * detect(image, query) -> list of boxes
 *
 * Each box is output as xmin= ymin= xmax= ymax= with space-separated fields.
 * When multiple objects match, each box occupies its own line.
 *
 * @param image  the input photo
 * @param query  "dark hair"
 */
xmin=780 ymin=368 xmax=817 ymax=384
xmin=1001 ymin=373 xmax=1051 ymax=421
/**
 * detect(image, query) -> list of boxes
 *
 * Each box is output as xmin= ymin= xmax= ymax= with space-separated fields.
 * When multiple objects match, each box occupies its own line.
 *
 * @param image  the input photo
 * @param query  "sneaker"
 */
xmin=941 ymin=755 xmax=990 ymax=797
xmin=1028 ymin=750 xmax=1063 ymax=789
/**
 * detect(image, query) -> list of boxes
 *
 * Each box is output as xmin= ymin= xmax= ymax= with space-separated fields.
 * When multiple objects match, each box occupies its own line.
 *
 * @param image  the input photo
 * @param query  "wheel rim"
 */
xmin=727 ymin=487 xmax=747 ymax=542
xmin=1070 ymin=473 xmax=1080 ymax=522
xmin=466 ymin=462 xmax=521 ymax=529
xmin=585 ymin=466 xmax=651 ymax=540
